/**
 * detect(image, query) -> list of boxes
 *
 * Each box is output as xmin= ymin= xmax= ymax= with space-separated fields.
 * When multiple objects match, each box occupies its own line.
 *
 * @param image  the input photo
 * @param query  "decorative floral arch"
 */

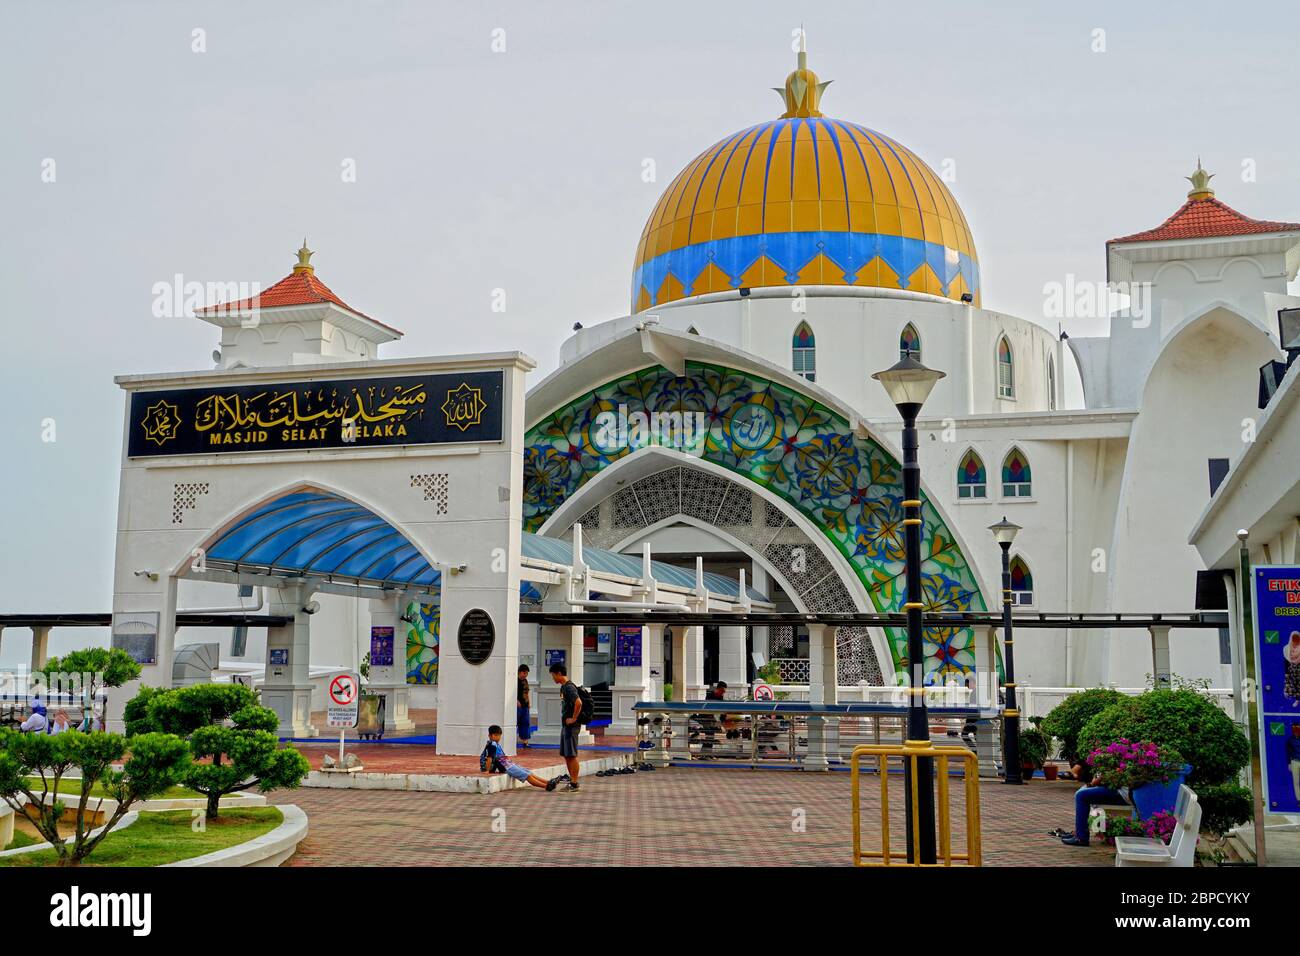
xmin=523 ymin=360 xmax=990 ymax=679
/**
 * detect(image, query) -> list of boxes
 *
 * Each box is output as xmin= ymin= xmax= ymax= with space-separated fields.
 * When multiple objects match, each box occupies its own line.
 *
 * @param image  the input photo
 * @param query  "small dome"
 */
xmin=632 ymin=50 xmax=979 ymax=312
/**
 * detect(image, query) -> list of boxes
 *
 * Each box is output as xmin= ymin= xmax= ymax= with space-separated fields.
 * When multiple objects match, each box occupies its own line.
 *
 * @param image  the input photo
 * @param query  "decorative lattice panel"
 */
xmin=680 ymin=468 xmax=729 ymax=523
xmin=714 ymin=486 xmax=753 ymax=526
xmin=172 ymin=482 xmax=209 ymax=524
xmin=610 ymin=487 xmax=645 ymax=528
xmin=410 ymin=473 xmax=449 ymax=515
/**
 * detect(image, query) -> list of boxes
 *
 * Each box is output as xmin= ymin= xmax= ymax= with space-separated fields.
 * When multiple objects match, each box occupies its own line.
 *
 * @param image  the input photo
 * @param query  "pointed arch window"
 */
xmin=792 ymin=322 xmax=816 ymax=382
xmin=1002 ymin=447 xmax=1032 ymax=497
xmin=1009 ymin=555 xmax=1034 ymax=606
xmin=957 ymin=449 xmax=987 ymax=499
xmin=1047 ymin=355 xmax=1057 ymax=411
xmin=899 ymin=323 xmax=922 ymax=361
xmin=997 ymin=336 xmax=1015 ymax=398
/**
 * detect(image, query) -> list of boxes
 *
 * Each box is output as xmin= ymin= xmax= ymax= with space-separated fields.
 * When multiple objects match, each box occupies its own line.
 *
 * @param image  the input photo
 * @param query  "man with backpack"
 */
xmin=549 ymin=663 xmax=589 ymax=793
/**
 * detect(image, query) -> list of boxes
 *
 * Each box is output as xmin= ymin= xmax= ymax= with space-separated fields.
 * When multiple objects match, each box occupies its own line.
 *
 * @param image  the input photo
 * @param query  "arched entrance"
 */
xmin=523 ymin=351 xmax=990 ymax=682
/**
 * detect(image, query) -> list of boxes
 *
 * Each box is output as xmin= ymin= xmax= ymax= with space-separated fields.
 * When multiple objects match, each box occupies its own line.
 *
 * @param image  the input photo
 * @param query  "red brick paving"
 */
xmin=272 ymin=769 xmax=1114 ymax=867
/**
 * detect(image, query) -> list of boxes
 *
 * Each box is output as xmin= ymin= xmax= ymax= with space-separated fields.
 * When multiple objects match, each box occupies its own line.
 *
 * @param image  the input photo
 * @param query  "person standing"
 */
xmin=550 ymin=663 xmax=582 ymax=792
xmin=517 ymin=664 xmax=533 ymax=749
xmin=1289 ymin=723 xmax=1300 ymax=803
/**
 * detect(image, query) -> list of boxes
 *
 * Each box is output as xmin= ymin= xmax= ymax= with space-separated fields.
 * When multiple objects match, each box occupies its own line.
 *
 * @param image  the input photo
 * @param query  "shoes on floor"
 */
xmin=545 ymin=776 xmax=561 ymax=791
xmin=560 ymin=782 xmax=581 ymax=792
xmin=1059 ymin=835 xmax=1090 ymax=847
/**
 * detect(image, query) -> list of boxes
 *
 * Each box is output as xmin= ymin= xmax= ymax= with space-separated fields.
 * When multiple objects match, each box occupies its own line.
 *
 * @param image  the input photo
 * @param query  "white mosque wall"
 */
xmin=563 ymin=289 xmax=1067 ymax=424
xmin=1104 ymin=308 xmax=1278 ymax=687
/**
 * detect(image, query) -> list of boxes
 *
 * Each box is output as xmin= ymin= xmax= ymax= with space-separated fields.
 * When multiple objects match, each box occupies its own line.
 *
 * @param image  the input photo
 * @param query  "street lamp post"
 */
xmin=988 ymin=516 xmax=1023 ymax=784
xmin=872 ymin=355 xmax=945 ymax=864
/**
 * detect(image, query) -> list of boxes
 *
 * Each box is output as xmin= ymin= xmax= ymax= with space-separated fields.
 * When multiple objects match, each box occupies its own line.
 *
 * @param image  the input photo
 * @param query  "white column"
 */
xmin=1149 ymin=625 xmax=1172 ymax=691
xmin=365 ymin=595 xmax=415 ymax=732
xmin=534 ymin=608 xmax=592 ymax=746
xmin=719 ymin=625 xmax=749 ymax=695
xmin=106 ymin=574 xmax=178 ymax=734
xmin=610 ymin=624 xmax=650 ymax=735
xmin=262 ymin=584 xmax=316 ymax=739
xmin=805 ymin=623 xmax=829 ymax=770
xmin=646 ymin=622 xmax=666 ymax=699
xmin=683 ymin=625 xmax=705 ymax=701
xmin=30 ymin=625 xmax=50 ymax=673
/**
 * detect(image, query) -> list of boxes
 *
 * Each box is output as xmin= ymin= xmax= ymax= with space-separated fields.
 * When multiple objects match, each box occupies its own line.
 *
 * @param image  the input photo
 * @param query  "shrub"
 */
xmin=0 ymin=728 xmax=189 ymax=866
xmin=1040 ymin=688 xmax=1126 ymax=765
xmin=1086 ymin=739 xmax=1184 ymax=789
xmin=1077 ymin=688 xmax=1248 ymax=787
xmin=122 ymin=685 xmax=166 ymax=737
xmin=1195 ymin=782 xmax=1254 ymax=837
xmin=126 ymin=683 xmax=310 ymax=819
xmin=1018 ymin=726 xmax=1050 ymax=768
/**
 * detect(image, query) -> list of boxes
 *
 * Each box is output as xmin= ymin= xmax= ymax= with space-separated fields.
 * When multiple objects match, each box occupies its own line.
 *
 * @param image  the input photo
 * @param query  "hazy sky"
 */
xmin=2 ymin=0 xmax=1298 ymax=663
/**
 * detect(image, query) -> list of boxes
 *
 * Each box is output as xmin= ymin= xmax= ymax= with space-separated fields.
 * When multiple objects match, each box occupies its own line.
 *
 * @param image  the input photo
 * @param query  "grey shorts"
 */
xmin=559 ymin=723 xmax=579 ymax=758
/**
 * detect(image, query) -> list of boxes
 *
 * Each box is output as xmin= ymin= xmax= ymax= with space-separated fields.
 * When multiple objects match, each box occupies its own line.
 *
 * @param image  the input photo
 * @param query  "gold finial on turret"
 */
xmin=293 ymin=238 xmax=315 ymax=274
xmin=773 ymin=27 xmax=831 ymax=118
xmin=1186 ymin=159 xmax=1215 ymax=200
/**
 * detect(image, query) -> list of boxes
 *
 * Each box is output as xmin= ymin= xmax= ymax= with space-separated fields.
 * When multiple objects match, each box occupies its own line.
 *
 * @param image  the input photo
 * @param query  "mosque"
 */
xmin=77 ymin=44 xmax=1300 ymax=745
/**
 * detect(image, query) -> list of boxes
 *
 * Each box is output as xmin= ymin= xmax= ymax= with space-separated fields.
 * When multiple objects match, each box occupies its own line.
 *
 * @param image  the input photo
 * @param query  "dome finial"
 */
xmin=293 ymin=238 xmax=315 ymax=274
xmin=773 ymin=28 xmax=831 ymax=118
xmin=1186 ymin=158 xmax=1215 ymax=200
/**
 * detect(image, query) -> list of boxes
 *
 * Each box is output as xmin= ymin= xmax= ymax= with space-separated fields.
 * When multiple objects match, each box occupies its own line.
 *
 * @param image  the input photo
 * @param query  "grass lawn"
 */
xmin=22 ymin=776 xmax=200 ymax=800
xmin=0 ymin=807 xmax=283 ymax=867
xmin=4 ymin=831 xmax=40 ymax=851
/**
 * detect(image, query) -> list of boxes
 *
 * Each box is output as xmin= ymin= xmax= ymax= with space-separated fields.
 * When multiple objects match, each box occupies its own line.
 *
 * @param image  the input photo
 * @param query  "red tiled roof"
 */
xmin=197 ymin=268 xmax=400 ymax=335
xmin=1110 ymin=196 xmax=1300 ymax=245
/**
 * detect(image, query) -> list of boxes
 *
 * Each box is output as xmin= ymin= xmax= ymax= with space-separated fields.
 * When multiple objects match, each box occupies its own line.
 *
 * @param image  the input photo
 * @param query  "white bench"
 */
xmin=1115 ymin=785 xmax=1200 ymax=867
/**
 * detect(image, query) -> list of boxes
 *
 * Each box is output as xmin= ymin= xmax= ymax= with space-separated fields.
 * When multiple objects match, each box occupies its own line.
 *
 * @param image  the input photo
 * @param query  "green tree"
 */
xmin=1077 ymin=688 xmax=1250 ymax=788
xmin=40 ymin=647 xmax=142 ymax=729
xmin=1039 ymin=688 xmax=1126 ymax=765
xmin=128 ymin=683 xmax=311 ymax=820
xmin=0 ymin=728 xmax=189 ymax=866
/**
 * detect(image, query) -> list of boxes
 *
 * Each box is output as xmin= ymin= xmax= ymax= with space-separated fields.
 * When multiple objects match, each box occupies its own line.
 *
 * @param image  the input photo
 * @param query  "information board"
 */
xmin=1251 ymin=565 xmax=1300 ymax=813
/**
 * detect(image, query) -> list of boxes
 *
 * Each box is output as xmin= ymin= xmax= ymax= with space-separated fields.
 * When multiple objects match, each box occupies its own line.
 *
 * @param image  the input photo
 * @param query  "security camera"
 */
xmin=573 ymin=321 xmax=583 ymax=331
xmin=301 ymin=600 xmax=321 ymax=615
xmin=400 ymin=610 xmax=419 ymax=625
xmin=133 ymin=570 xmax=159 ymax=582
xmin=961 ymin=292 xmax=974 ymax=304
xmin=448 ymin=563 xmax=468 ymax=576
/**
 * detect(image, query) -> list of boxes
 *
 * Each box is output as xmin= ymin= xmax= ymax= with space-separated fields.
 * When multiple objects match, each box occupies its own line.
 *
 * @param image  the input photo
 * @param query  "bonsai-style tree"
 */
xmin=128 ymin=683 xmax=311 ymax=820
xmin=0 ymin=728 xmax=189 ymax=866
xmin=40 ymin=647 xmax=142 ymax=729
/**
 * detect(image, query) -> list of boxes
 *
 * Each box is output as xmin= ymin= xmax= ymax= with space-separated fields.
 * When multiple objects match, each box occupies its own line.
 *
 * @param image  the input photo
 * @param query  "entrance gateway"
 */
xmin=109 ymin=352 xmax=533 ymax=755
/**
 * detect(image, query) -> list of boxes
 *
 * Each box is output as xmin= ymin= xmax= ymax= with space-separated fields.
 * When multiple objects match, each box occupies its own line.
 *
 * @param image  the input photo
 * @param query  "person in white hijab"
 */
xmin=48 ymin=710 xmax=72 ymax=734
xmin=19 ymin=699 xmax=48 ymax=733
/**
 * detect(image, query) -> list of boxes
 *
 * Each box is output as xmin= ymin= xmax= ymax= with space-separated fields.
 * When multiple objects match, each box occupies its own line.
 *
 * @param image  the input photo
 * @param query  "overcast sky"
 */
xmin=2 ymin=0 xmax=1298 ymax=664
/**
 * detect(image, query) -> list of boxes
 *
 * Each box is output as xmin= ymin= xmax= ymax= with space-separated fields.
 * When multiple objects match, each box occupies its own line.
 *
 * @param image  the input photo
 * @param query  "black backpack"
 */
xmin=576 ymin=685 xmax=595 ymax=725
xmin=479 ymin=742 xmax=504 ymax=773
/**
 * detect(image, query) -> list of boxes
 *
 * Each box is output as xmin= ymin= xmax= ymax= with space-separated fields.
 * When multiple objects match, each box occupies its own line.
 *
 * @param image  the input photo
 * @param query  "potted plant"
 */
xmin=1086 ymin=738 xmax=1189 ymax=819
xmin=1018 ymin=726 xmax=1049 ymax=780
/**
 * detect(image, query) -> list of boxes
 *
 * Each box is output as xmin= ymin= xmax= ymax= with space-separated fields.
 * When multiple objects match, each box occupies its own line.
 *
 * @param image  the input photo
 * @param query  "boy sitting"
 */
xmin=481 ymin=725 xmax=561 ymax=791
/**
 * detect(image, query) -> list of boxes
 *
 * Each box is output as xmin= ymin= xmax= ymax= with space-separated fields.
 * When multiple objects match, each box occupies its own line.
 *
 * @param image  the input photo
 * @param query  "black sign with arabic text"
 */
xmin=127 ymin=370 xmax=503 ymax=457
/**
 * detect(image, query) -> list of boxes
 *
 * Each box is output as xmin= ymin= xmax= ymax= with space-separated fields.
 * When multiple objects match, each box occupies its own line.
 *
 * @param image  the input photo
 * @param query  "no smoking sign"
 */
xmin=327 ymin=670 xmax=361 ymax=728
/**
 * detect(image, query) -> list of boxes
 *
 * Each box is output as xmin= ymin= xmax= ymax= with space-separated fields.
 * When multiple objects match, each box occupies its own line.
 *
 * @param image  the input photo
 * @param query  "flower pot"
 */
xmin=1131 ymin=764 xmax=1191 ymax=820
xmin=1021 ymin=762 xmax=1035 ymax=781
xmin=1043 ymin=763 xmax=1059 ymax=781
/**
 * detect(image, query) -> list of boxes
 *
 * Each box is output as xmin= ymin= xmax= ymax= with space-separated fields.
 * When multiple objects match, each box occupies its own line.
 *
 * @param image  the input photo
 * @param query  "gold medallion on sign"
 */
xmin=441 ymin=382 xmax=487 ymax=432
xmin=140 ymin=400 xmax=182 ymax=446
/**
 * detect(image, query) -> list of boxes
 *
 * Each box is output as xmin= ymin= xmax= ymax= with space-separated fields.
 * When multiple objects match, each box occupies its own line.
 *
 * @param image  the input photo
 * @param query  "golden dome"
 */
xmin=631 ymin=49 xmax=979 ymax=312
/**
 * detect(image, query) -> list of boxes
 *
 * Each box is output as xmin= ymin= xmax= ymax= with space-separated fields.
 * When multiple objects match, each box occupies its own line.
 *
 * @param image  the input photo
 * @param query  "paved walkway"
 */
xmin=272 ymin=768 xmax=1113 ymax=867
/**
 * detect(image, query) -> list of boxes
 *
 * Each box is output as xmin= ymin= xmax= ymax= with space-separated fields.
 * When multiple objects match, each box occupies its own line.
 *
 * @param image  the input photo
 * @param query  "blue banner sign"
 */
xmin=1252 ymin=565 xmax=1300 ymax=813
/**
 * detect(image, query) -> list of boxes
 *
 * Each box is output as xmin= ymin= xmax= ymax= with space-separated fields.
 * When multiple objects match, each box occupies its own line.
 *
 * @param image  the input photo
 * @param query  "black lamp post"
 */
xmin=872 ymin=354 xmax=945 ymax=864
xmin=988 ymin=516 xmax=1023 ymax=784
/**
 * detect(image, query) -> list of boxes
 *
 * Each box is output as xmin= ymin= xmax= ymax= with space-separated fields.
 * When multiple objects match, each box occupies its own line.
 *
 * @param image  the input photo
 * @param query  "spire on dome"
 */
xmin=293 ymin=238 xmax=315 ymax=274
xmin=1186 ymin=159 xmax=1215 ymax=201
xmin=773 ymin=28 xmax=831 ymax=118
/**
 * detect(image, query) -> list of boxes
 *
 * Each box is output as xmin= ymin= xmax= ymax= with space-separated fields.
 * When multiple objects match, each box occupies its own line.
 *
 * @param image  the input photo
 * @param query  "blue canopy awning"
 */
xmin=202 ymin=490 xmax=763 ymax=602
xmin=205 ymin=491 xmax=440 ymax=589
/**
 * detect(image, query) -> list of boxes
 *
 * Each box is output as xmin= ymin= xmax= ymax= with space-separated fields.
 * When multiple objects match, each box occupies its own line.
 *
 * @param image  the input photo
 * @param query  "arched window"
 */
xmin=1009 ymin=555 xmax=1034 ymax=606
xmin=1002 ymin=447 xmax=1032 ymax=497
xmin=1047 ymin=355 xmax=1057 ymax=411
xmin=900 ymin=323 xmax=921 ymax=361
xmin=997 ymin=336 xmax=1015 ymax=398
xmin=957 ymin=449 xmax=987 ymax=499
xmin=792 ymin=322 xmax=816 ymax=382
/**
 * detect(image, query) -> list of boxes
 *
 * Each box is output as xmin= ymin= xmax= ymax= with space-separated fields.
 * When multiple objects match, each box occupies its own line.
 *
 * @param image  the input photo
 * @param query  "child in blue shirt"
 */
xmin=482 ymin=725 xmax=560 ymax=791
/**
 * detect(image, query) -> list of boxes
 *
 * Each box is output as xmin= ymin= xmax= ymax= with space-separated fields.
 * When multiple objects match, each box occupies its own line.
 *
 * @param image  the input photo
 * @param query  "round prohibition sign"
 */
xmin=752 ymin=683 xmax=775 ymax=701
xmin=329 ymin=673 xmax=358 ymax=706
